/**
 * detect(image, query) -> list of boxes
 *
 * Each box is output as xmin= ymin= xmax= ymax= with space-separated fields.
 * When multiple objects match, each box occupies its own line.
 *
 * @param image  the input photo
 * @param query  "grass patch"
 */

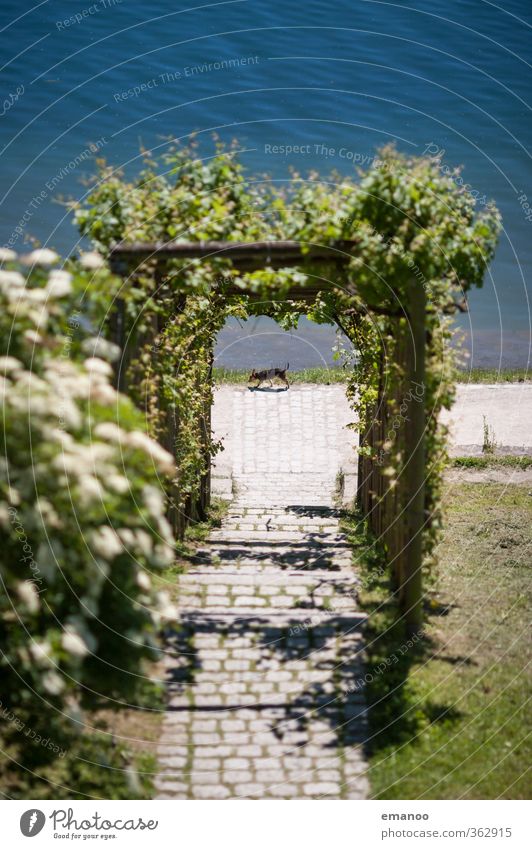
xmin=156 ymin=497 xmax=230 ymax=583
xmin=0 ymin=695 xmax=163 ymax=799
xmin=214 ymin=366 xmax=530 ymax=385
xmin=347 ymin=483 xmax=531 ymax=799
xmin=213 ymin=366 xmax=350 ymax=384
xmin=157 ymin=496 xmax=230 ymax=613
xmin=455 ymin=367 xmax=530 ymax=383
xmin=450 ymin=455 xmax=532 ymax=469
xmin=183 ymin=497 xmax=228 ymax=542
xmin=1 ymin=738 xmax=158 ymax=800
xmin=162 ymin=498 xmax=228 ymax=578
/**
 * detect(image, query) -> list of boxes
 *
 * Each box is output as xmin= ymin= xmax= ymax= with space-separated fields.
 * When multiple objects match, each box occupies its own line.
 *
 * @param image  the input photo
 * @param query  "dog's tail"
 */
xmin=285 ymin=362 xmax=289 ymax=371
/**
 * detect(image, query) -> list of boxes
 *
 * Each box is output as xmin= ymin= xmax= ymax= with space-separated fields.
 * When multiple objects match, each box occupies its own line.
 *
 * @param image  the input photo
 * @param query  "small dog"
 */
xmin=249 ymin=363 xmax=290 ymax=389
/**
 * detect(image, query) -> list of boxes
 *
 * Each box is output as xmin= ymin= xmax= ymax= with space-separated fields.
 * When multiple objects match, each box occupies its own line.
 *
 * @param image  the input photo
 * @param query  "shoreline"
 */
xmin=213 ymin=366 xmax=531 ymax=385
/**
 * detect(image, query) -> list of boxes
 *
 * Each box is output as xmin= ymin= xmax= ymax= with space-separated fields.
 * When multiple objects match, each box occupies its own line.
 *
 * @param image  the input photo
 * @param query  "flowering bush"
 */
xmin=0 ymin=252 xmax=177 ymax=746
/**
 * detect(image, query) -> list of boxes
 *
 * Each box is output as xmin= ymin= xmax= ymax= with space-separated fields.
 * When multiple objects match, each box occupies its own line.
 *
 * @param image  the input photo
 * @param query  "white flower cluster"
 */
xmin=2 ymin=361 xmax=175 ymax=589
xmin=0 ymin=254 xmax=74 ymax=352
xmin=0 ymin=254 xmax=178 ymax=713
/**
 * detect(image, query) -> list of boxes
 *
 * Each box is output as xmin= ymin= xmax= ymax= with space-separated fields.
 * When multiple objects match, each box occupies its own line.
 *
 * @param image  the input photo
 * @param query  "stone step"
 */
xmin=188 ymin=580 xmax=351 ymax=590
xmin=201 ymin=535 xmax=351 ymax=547
xmin=179 ymin=567 xmax=357 ymax=579
xmin=222 ymin=519 xmax=342 ymax=528
xmin=157 ymin=394 xmax=368 ymax=799
xmin=189 ymin=560 xmax=356 ymax=574
xmin=228 ymin=503 xmax=343 ymax=521
xmin=176 ymin=604 xmax=360 ymax=617
xmin=173 ymin=609 xmax=367 ymax=625
xmin=199 ymin=557 xmax=353 ymax=568
xmin=208 ymin=529 xmax=346 ymax=539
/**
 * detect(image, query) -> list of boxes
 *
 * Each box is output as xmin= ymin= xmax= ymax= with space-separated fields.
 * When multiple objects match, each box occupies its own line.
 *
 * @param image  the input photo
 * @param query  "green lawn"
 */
xmin=456 ymin=367 xmax=530 ymax=383
xmin=213 ymin=366 xmax=530 ymax=385
xmin=0 ymin=700 xmax=162 ymax=800
xmin=350 ymin=483 xmax=531 ymax=799
xmin=213 ymin=366 xmax=351 ymax=384
xmin=450 ymin=455 xmax=532 ymax=469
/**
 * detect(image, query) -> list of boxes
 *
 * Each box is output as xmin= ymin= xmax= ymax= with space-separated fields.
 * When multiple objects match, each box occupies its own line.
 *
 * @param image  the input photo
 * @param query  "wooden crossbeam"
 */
xmin=109 ymin=239 xmax=359 ymax=272
xmin=109 ymin=239 xmax=360 ymax=301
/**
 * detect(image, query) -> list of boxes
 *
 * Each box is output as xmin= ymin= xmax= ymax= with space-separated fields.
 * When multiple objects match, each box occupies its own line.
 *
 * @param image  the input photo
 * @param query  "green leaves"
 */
xmin=0 ymin=257 xmax=177 ymax=745
xmin=74 ymin=136 xmax=500 ymax=607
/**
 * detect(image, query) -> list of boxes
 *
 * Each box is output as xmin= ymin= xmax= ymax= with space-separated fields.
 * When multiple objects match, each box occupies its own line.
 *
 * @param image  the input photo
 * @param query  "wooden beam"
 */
xmin=109 ymin=239 xmax=359 ymax=272
xmin=402 ymin=279 xmax=426 ymax=636
xmin=109 ymin=240 xmax=469 ymax=317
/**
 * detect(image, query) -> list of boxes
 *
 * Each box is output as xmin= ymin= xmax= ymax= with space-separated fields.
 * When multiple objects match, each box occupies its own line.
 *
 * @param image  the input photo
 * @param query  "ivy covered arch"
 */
xmin=76 ymin=141 xmax=501 ymax=633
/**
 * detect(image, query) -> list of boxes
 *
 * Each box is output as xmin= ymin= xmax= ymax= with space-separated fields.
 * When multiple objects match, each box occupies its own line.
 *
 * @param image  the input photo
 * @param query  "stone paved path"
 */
xmin=155 ymin=386 xmax=369 ymax=799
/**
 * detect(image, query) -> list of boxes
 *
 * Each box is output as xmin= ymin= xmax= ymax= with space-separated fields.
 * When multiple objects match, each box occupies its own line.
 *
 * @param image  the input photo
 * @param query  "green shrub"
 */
xmin=0 ymin=250 xmax=177 ymax=759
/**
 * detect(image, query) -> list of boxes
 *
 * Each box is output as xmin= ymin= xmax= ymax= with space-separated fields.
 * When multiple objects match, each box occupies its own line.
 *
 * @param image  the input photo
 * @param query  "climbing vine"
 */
xmin=75 ymin=140 xmax=501 ymax=605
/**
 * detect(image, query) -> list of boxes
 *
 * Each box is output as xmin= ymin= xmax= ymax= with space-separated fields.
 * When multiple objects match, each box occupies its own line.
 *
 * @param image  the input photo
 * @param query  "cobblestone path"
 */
xmin=155 ymin=386 xmax=369 ymax=799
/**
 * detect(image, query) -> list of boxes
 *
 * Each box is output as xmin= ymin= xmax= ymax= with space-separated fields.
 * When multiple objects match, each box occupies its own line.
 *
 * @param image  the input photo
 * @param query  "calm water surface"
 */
xmin=1 ymin=0 xmax=531 ymax=368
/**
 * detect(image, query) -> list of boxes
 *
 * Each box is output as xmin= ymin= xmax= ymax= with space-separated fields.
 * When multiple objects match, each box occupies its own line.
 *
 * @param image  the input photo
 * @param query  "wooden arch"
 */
xmin=109 ymin=238 xmax=427 ymax=634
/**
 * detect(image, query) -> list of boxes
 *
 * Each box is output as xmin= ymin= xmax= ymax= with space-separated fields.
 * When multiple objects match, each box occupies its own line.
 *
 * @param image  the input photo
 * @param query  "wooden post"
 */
xmin=106 ymin=298 xmax=126 ymax=390
xmin=402 ymin=280 xmax=426 ymax=636
xmin=107 ymin=256 xmax=128 ymax=391
xmin=389 ymin=328 xmax=404 ymax=593
xmin=198 ymin=346 xmax=214 ymax=521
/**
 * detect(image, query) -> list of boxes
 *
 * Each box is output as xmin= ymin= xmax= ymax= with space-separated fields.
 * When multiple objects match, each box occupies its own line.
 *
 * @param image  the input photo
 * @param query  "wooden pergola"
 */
xmin=109 ymin=239 xmax=426 ymax=634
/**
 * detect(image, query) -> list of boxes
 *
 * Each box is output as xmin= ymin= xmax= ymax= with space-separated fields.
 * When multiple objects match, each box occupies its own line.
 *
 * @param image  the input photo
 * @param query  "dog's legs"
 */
xmin=279 ymin=371 xmax=289 ymax=389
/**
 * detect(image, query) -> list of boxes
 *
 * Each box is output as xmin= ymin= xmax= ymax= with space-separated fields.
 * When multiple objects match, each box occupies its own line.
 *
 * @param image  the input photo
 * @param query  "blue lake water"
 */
xmin=1 ymin=0 xmax=531 ymax=368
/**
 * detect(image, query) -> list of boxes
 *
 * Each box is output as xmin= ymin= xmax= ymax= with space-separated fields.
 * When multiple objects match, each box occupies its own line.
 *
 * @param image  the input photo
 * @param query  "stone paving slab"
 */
xmin=155 ymin=386 xmax=369 ymax=799
xmin=212 ymin=384 xmax=532 ymax=488
xmin=441 ymin=384 xmax=532 ymax=455
xmin=212 ymin=386 xmax=359 ymax=504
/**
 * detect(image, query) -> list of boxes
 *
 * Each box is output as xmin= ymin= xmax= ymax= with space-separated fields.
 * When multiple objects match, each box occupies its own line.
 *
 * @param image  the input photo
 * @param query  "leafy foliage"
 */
xmin=0 ymin=253 xmax=177 ymax=765
xmin=0 ymin=140 xmax=501 ymax=795
xmin=75 ymin=140 xmax=500 ymax=575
